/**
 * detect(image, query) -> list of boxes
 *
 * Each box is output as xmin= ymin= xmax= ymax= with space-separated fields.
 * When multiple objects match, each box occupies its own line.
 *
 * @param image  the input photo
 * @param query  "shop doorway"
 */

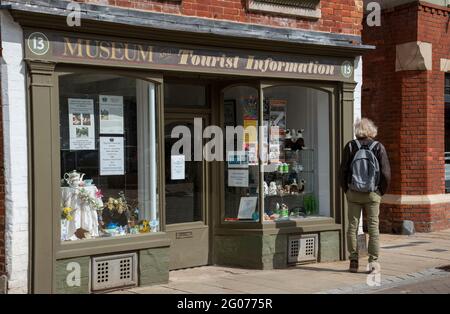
xmin=164 ymin=80 xmax=212 ymax=270
xmin=164 ymin=114 xmax=211 ymax=269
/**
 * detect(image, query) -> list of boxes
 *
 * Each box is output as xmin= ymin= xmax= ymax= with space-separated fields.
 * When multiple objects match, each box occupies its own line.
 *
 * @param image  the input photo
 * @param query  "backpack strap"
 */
xmin=354 ymin=139 xmax=362 ymax=150
xmin=369 ymin=141 xmax=379 ymax=151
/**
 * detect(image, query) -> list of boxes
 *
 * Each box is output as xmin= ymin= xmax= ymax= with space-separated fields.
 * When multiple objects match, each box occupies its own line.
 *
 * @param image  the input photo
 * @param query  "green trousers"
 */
xmin=346 ymin=190 xmax=381 ymax=263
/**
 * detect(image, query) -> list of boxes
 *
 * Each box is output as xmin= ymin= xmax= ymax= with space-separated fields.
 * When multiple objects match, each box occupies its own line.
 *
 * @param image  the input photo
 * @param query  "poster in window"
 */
xmin=228 ymin=169 xmax=249 ymax=187
xmin=269 ymin=99 xmax=287 ymax=129
xmin=227 ymin=151 xmax=249 ymax=169
xmin=99 ymin=95 xmax=124 ymax=134
xmin=223 ymin=99 xmax=236 ymax=126
xmin=242 ymin=96 xmax=258 ymax=120
xmin=171 ymin=155 xmax=185 ymax=180
xmin=68 ymin=98 xmax=95 ymax=150
xmin=100 ymin=137 xmax=125 ymax=176
xmin=237 ymin=196 xmax=258 ymax=219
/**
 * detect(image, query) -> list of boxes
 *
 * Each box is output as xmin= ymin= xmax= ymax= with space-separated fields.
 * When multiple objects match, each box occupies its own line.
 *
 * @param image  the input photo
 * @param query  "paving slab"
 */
xmin=121 ymin=230 xmax=450 ymax=294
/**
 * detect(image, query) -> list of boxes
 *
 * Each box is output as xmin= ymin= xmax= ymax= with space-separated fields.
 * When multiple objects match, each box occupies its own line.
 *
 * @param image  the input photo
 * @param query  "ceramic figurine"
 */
xmin=290 ymin=179 xmax=299 ymax=194
xmin=277 ymin=184 xmax=285 ymax=196
xmin=139 ymin=220 xmax=150 ymax=233
xmin=150 ymin=219 xmax=159 ymax=232
xmin=285 ymin=129 xmax=292 ymax=139
xmin=264 ymin=182 xmax=269 ymax=196
xmin=299 ymin=179 xmax=306 ymax=193
xmin=268 ymin=182 xmax=278 ymax=196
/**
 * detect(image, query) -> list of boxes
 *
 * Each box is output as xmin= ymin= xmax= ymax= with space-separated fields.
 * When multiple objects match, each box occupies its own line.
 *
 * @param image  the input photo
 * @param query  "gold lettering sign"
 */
xmin=25 ymin=30 xmax=354 ymax=81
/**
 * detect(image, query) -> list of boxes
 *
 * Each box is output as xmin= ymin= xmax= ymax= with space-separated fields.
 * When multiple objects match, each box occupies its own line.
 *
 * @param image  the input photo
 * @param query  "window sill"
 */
xmin=246 ymin=0 xmax=321 ymax=19
xmin=56 ymin=232 xmax=171 ymax=260
xmin=217 ymin=217 xmax=340 ymax=235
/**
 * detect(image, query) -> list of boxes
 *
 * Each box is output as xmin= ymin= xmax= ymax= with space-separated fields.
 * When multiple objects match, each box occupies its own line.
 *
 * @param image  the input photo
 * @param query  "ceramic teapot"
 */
xmin=64 ymin=170 xmax=85 ymax=188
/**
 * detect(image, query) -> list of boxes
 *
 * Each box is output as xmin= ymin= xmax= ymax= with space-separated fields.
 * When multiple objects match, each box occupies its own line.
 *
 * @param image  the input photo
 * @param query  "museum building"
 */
xmin=0 ymin=0 xmax=367 ymax=293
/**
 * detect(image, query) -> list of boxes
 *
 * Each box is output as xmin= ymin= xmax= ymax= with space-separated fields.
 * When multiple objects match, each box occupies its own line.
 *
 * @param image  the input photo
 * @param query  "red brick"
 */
xmin=363 ymin=2 xmax=450 ymax=232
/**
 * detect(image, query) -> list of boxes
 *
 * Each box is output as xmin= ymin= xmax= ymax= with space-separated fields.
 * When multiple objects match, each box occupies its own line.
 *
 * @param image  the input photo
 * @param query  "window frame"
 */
xmin=218 ymin=79 xmax=340 ymax=230
xmin=52 ymin=65 xmax=167 ymax=259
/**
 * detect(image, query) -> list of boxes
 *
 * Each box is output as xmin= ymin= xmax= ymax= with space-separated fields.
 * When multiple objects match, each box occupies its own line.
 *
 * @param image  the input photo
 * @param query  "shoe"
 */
xmin=349 ymin=260 xmax=359 ymax=273
xmin=367 ymin=262 xmax=380 ymax=274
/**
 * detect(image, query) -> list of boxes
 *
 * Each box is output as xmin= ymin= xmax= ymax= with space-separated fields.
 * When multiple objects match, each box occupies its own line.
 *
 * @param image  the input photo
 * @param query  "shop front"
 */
xmin=21 ymin=22 xmax=362 ymax=293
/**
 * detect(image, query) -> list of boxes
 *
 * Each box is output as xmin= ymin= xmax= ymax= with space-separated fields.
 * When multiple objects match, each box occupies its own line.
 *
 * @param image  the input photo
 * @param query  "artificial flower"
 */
xmin=95 ymin=189 xmax=104 ymax=199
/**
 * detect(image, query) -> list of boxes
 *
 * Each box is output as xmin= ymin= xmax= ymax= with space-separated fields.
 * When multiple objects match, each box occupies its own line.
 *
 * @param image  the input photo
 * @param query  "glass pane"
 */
xmin=223 ymin=86 xmax=259 ymax=222
xmin=59 ymin=74 xmax=159 ymax=241
xmin=164 ymin=83 xmax=207 ymax=107
xmin=165 ymin=120 xmax=203 ymax=224
xmin=262 ymin=85 xmax=331 ymax=221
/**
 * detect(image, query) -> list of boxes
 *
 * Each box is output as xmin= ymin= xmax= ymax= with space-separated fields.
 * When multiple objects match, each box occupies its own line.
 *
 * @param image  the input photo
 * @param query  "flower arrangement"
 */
xmin=77 ymin=187 xmax=103 ymax=210
xmin=61 ymin=206 xmax=74 ymax=221
xmin=105 ymin=191 xmax=131 ymax=214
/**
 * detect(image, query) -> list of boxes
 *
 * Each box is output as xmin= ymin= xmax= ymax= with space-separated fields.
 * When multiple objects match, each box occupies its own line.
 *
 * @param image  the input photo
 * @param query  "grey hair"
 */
xmin=354 ymin=118 xmax=378 ymax=139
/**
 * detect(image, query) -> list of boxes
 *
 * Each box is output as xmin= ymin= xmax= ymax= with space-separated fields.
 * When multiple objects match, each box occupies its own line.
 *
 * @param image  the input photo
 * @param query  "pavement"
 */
xmin=116 ymin=229 xmax=450 ymax=294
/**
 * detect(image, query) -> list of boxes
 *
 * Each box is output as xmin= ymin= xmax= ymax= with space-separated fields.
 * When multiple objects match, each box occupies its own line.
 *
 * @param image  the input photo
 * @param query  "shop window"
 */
xmin=445 ymin=74 xmax=450 ymax=193
xmin=221 ymin=84 xmax=331 ymax=223
xmin=59 ymin=73 xmax=160 ymax=241
xmin=262 ymin=85 xmax=331 ymax=221
xmin=223 ymin=86 xmax=260 ymax=222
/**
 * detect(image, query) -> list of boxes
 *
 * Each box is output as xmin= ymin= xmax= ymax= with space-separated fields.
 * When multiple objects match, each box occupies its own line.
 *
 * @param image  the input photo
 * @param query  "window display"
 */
xmin=262 ymin=85 xmax=331 ymax=221
xmin=223 ymin=86 xmax=260 ymax=222
xmin=59 ymin=74 xmax=160 ymax=241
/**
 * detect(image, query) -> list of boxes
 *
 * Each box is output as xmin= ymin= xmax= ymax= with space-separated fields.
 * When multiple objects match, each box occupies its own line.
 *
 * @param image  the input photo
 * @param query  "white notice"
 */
xmin=228 ymin=169 xmax=249 ymax=187
xmin=100 ymin=137 xmax=125 ymax=176
xmin=69 ymin=99 xmax=95 ymax=150
xmin=171 ymin=155 xmax=185 ymax=180
xmin=99 ymin=95 xmax=124 ymax=134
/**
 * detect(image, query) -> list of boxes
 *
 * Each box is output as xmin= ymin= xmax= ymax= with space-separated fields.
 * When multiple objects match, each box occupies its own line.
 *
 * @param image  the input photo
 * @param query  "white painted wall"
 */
xmin=354 ymin=56 xmax=362 ymax=123
xmin=354 ymin=56 xmax=364 ymax=235
xmin=1 ymin=10 xmax=29 ymax=293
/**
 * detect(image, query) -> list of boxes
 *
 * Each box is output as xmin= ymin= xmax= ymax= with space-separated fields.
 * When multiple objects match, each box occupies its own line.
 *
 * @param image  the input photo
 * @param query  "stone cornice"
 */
xmin=382 ymin=193 xmax=450 ymax=205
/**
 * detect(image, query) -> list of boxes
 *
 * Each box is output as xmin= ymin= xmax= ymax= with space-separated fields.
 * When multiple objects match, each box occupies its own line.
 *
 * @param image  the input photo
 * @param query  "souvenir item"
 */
xmin=139 ymin=220 xmax=150 ymax=233
xmin=299 ymin=179 xmax=306 ymax=193
xmin=63 ymin=170 xmax=85 ymax=188
xmin=263 ymin=182 xmax=269 ymax=196
xmin=277 ymin=184 xmax=285 ymax=196
xmin=268 ymin=182 xmax=278 ymax=196
xmin=280 ymin=204 xmax=289 ymax=218
xmin=285 ymin=129 xmax=305 ymax=151
xmin=150 ymin=219 xmax=159 ymax=232
xmin=290 ymin=179 xmax=299 ymax=194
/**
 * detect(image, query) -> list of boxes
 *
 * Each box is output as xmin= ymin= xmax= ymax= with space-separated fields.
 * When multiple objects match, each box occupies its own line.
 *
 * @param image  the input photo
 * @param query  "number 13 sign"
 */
xmin=27 ymin=32 xmax=50 ymax=56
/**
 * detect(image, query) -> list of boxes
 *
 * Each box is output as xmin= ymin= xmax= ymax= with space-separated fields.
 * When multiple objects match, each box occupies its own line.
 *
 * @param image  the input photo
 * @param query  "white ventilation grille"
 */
xmin=92 ymin=253 xmax=138 ymax=292
xmin=288 ymin=234 xmax=318 ymax=263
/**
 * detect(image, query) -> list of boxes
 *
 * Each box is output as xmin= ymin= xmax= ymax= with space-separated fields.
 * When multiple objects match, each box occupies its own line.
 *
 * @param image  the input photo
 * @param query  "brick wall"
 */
xmin=73 ymin=0 xmax=364 ymax=35
xmin=362 ymin=2 xmax=450 ymax=232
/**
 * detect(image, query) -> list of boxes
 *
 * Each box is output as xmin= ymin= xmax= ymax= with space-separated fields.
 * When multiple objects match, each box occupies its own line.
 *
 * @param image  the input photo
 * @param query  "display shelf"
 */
xmin=264 ymin=148 xmax=318 ymax=217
